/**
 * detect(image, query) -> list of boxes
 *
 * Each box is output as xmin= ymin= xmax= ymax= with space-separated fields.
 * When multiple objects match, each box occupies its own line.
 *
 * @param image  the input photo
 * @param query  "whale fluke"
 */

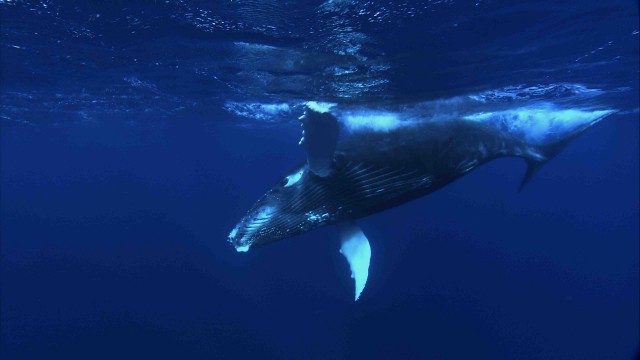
xmin=519 ymin=159 xmax=545 ymax=191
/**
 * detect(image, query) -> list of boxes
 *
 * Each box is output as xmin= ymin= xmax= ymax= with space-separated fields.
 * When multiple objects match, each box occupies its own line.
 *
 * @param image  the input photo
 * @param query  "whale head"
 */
xmin=228 ymin=165 xmax=318 ymax=252
xmin=228 ymin=106 xmax=346 ymax=252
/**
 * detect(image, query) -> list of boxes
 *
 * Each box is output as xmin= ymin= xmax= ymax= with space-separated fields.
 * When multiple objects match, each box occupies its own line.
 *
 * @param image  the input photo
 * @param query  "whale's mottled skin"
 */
xmin=228 ymin=104 xmax=613 ymax=299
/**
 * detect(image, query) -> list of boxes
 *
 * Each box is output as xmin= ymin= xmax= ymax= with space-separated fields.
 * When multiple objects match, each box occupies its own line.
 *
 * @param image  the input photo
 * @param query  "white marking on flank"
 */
xmin=284 ymin=168 xmax=305 ymax=187
xmin=342 ymin=111 xmax=413 ymax=132
xmin=464 ymin=105 xmax=614 ymax=143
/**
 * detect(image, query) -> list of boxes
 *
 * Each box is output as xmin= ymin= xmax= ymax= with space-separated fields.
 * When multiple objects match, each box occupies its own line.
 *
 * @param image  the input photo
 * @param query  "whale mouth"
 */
xmin=227 ymin=224 xmax=250 ymax=252
xmin=228 ymin=205 xmax=278 ymax=252
xmin=228 ymin=222 xmax=255 ymax=252
xmin=235 ymin=244 xmax=251 ymax=252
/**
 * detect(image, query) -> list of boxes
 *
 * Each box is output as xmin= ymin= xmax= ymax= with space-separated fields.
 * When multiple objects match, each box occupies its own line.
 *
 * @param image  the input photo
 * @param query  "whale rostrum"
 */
xmin=228 ymin=103 xmax=614 ymax=300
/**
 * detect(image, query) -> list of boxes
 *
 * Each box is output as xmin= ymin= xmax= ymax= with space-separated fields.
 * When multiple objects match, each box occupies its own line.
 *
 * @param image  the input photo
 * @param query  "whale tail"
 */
xmin=518 ymin=108 xmax=615 ymax=191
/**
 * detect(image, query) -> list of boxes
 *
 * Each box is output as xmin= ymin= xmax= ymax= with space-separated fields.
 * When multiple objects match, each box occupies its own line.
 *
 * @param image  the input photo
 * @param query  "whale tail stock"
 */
xmin=518 ymin=109 xmax=615 ymax=191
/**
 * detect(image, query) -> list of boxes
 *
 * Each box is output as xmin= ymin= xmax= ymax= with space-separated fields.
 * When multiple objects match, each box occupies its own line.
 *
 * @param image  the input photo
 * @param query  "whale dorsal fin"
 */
xmin=338 ymin=221 xmax=371 ymax=301
xmin=299 ymin=106 xmax=339 ymax=177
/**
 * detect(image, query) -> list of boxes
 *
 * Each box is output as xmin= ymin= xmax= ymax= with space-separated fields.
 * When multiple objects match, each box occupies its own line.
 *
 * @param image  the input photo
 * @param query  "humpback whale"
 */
xmin=228 ymin=102 xmax=614 ymax=300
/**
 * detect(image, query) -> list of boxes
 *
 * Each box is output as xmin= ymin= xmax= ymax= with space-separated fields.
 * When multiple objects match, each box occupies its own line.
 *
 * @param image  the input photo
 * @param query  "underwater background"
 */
xmin=1 ymin=1 xmax=639 ymax=359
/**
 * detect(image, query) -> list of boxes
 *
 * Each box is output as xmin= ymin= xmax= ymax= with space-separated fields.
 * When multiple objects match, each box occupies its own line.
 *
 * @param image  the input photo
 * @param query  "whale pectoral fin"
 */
xmin=299 ymin=106 xmax=339 ymax=177
xmin=338 ymin=221 xmax=371 ymax=301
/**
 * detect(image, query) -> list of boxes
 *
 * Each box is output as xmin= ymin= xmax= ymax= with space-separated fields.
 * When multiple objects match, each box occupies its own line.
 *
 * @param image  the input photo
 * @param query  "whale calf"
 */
xmin=228 ymin=102 xmax=614 ymax=300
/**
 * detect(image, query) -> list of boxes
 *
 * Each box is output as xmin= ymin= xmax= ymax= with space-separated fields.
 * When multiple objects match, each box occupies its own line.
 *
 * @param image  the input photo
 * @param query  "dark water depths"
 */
xmin=2 ymin=1 xmax=639 ymax=359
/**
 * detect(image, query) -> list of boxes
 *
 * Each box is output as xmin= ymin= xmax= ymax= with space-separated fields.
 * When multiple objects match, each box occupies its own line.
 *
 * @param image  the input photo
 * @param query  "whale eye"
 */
xmin=333 ymin=153 xmax=347 ymax=168
xmin=280 ymin=178 xmax=289 ymax=187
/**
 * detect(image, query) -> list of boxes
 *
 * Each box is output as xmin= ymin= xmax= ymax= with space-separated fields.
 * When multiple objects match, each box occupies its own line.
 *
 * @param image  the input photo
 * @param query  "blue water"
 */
xmin=1 ymin=1 xmax=638 ymax=359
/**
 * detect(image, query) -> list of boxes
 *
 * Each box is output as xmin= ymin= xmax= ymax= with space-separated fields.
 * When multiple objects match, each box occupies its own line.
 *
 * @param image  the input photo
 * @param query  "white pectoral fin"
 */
xmin=338 ymin=221 xmax=371 ymax=301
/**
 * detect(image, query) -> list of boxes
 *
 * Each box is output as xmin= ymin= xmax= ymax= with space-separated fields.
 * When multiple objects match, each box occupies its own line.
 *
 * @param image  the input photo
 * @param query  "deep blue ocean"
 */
xmin=1 ymin=1 xmax=639 ymax=359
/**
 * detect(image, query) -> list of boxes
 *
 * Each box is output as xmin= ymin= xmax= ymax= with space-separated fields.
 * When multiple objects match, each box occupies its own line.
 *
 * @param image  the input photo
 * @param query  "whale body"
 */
xmin=228 ymin=102 xmax=614 ymax=300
